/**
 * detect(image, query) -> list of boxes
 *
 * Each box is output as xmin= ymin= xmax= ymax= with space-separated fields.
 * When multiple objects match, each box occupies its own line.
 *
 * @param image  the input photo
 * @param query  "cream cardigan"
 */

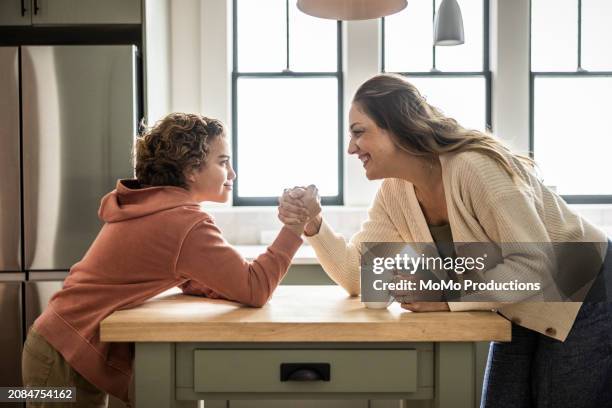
xmin=307 ymin=151 xmax=608 ymax=341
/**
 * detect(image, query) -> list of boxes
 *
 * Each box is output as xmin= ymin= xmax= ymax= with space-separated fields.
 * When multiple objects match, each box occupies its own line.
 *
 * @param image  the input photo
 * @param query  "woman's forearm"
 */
xmin=306 ymin=219 xmax=362 ymax=296
xmin=304 ymin=214 xmax=323 ymax=236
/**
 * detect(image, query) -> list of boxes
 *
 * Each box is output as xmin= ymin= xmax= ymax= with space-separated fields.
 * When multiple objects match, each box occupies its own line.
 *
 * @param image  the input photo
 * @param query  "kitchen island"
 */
xmin=100 ymin=285 xmax=510 ymax=408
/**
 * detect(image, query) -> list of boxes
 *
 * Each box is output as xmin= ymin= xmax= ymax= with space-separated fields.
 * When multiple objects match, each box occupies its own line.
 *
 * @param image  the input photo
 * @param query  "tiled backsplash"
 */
xmin=206 ymin=205 xmax=612 ymax=245
xmin=207 ymin=206 xmax=368 ymax=245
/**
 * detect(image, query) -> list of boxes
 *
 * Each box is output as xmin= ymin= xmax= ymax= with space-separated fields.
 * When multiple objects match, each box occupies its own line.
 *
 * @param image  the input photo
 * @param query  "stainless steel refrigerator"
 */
xmin=0 ymin=45 xmax=137 ymax=407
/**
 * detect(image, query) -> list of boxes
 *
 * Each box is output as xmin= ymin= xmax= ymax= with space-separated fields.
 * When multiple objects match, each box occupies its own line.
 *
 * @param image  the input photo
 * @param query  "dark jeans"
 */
xmin=481 ymin=241 xmax=612 ymax=408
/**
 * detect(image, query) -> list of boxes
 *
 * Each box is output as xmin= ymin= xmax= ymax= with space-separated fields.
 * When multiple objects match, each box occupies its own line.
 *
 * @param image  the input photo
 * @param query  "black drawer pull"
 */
xmin=21 ymin=0 xmax=27 ymax=16
xmin=288 ymin=368 xmax=321 ymax=381
xmin=280 ymin=363 xmax=330 ymax=382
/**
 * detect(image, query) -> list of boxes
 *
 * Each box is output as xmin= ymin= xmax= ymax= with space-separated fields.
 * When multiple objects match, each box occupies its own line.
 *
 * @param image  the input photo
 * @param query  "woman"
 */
xmin=22 ymin=113 xmax=306 ymax=407
xmin=278 ymin=74 xmax=611 ymax=407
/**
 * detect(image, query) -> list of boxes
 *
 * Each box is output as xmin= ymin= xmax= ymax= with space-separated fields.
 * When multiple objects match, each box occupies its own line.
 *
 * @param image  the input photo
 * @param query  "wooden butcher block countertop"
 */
xmin=100 ymin=285 xmax=511 ymax=343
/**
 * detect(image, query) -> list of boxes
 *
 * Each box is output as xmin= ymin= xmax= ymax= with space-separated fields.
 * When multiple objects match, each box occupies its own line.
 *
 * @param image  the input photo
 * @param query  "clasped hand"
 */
xmin=277 ymin=185 xmax=322 ymax=236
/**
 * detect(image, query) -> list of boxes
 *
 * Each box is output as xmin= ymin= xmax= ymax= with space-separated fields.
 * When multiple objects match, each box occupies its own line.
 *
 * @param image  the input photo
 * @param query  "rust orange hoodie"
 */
xmin=32 ymin=179 xmax=302 ymax=404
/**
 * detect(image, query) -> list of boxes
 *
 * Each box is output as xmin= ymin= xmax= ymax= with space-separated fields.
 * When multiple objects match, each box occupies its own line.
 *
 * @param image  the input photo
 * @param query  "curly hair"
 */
xmin=134 ymin=112 xmax=225 ymax=188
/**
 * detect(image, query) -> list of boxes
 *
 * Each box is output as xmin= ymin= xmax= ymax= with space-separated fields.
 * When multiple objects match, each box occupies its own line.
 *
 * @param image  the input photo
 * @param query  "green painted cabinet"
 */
xmin=194 ymin=349 xmax=418 ymax=393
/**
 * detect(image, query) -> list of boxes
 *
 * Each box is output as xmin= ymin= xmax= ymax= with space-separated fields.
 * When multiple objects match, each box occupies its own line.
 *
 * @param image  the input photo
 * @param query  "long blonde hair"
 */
xmin=353 ymin=74 xmax=535 ymax=186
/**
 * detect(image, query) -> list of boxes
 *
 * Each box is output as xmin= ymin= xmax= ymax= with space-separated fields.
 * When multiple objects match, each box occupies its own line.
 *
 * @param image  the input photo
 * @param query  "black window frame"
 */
xmin=231 ymin=0 xmax=344 ymax=206
xmin=529 ymin=0 xmax=612 ymax=204
xmin=381 ymin=0 xmax=492 ymax=132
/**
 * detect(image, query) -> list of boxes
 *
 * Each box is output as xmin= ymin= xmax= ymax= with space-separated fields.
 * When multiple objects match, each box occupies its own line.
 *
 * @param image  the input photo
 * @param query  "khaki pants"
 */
xmin=22 ymin=327 xmax=109 ymax=408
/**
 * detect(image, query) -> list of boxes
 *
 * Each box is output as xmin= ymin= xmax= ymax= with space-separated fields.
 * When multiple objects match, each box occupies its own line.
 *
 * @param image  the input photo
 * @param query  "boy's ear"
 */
xmin=184 ymin=169 xmax=196 ymax=184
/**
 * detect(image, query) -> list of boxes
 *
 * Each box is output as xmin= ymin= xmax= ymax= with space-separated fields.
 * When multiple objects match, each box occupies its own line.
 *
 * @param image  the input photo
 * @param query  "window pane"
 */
xmin=581 ymin=0 xmax=612 ymax=71
xmin=384 ymin=0 xmax=433 ymax=72
xmin=237 ymin=0 xmax=286 ymax=72
xmin=405 ymin=76 xmax=487 ymax=131
xmin=533 ymin=76 xmax=612 ymax=195
xmin=434 ymin=0 xmax=483 ymax=71
xmin=531 ymin=0 xmax=578 ymax=71
xmin=289 ymin=4 xmax=337 ymax=72
xmin=236 ymin=77 xmax=339 ymax=197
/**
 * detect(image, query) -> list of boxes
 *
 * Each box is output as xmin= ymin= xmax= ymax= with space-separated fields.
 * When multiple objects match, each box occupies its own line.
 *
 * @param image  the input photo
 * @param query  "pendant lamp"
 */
xmin=296 ymin=0 xmax=408 ymax=20
xmin=433 ymin=0 xmax=464 ymax=46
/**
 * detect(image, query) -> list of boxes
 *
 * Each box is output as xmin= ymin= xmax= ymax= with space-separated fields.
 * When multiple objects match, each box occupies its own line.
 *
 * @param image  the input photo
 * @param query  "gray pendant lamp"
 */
xmin=433 ymin=0 xmax=464 ymax=46
xmin=297 ymin=0 xmax=407 ymax=20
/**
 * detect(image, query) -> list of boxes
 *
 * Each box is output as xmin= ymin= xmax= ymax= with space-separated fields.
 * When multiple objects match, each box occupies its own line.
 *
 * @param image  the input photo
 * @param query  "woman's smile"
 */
xmin=359 ymin=153 xmax=371 ymax=168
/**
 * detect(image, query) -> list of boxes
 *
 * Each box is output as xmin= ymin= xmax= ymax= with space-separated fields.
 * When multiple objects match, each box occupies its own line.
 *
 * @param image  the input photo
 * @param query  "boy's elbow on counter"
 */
xmin=247 ymin=291 xmax=272 ymax=308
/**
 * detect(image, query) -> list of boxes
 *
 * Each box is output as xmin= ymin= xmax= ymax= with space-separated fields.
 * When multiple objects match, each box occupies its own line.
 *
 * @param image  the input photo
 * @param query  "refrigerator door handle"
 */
xmin=33 ymin=0 xmax=39 ymax=14
xmin=21 ymin=0 xmax=27 ymax=16
xmin=21 ymin=46 xmax=40 ymax=271
xmin=0 ymin=47 xmax=22 ymax=271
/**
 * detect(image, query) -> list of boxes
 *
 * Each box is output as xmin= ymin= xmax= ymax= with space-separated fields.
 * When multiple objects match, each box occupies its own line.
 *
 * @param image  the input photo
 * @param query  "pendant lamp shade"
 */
xmin=433 ymin=0 xmax=464 ymax=46
xmin=297 ymin=0 xmax=407 ymax=21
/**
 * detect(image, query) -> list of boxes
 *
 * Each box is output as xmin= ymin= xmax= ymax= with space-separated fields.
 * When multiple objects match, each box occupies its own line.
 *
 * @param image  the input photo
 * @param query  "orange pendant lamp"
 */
xmin=296 ymin=0 xmax=408 ymax=20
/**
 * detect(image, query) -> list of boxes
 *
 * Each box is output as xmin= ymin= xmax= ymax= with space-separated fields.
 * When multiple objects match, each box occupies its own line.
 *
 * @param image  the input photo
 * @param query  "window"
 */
xmin=382 ymin=0 xmax=491 ymax=132
xmin=531 ymin=0 xmax=612 ymax=202
xmin=232 ymin=0 xmax=343 ymax=205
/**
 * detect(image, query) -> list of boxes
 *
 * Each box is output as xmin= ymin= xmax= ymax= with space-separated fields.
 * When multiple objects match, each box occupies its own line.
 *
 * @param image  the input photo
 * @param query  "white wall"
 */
xmin=143 ymin=0 xmax=172 ymax=123
xmin=168 ymin=0 xmax=231 ymax=127
xmin=489 ymin=0 xmax=531 ymax=154
xmin=169 ymin=0 xmax=201 ymax=114
xmin=343 ymin=19 xmax=383 ymax=206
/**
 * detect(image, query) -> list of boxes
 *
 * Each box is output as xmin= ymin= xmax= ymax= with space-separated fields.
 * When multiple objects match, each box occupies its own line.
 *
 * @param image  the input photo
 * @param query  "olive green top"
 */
xmin=428 ymin=223 xmax=455 ymax=259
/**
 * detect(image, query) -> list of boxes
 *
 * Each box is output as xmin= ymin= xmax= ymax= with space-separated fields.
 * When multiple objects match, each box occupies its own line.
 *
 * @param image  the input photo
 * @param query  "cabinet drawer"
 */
xmin=194 ymin=349 xmax=417 ymax=393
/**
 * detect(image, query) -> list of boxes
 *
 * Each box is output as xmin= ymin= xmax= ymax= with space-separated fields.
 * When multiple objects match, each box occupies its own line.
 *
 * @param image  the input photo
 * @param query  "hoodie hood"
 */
xmin=98 ymin=179 xmax=200 ymax=223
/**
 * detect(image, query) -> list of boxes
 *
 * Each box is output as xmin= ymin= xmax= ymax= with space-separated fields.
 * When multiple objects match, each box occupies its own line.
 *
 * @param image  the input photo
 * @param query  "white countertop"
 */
xmin=234 ymin=245 xmax=319 ymax=265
